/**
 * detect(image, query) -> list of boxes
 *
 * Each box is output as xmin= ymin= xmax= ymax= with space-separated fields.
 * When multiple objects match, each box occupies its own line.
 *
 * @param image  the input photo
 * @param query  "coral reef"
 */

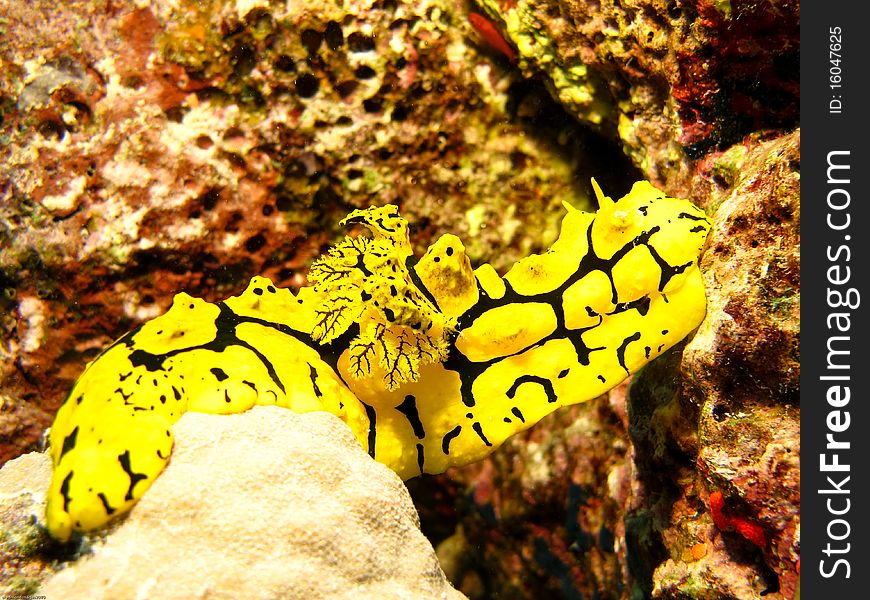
xmin=675 ymin=130 xmax=800 ymax=598
xmin=1 ymin=406 xmax=466 ymax=599
xmin=1 ymin=0 xmax=800 ymax=598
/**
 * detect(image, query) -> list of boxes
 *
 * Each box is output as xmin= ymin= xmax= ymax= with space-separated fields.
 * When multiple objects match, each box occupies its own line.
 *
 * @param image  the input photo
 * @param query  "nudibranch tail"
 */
xmin=46 ymin=180 xmax=710 ymax=540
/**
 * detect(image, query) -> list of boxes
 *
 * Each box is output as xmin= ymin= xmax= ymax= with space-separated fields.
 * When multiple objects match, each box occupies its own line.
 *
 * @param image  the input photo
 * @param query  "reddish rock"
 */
xmin=635 ymin=131 xmax=800 ymax=599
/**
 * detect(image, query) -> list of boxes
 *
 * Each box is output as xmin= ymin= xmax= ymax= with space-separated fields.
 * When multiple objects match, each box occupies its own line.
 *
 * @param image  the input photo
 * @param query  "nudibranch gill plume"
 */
xmin=45 ymin=179 xmax=710 ymax=541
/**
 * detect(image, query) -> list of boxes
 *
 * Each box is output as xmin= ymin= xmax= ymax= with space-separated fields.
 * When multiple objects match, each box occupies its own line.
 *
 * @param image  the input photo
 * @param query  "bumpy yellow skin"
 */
xmin=45 ymin=180 xmax=710 ymax=541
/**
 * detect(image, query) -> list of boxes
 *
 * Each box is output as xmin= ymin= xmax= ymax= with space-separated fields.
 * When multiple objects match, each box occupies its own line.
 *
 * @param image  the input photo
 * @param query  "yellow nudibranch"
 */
xmin=45 ymin=180 xmax=710 ymax=541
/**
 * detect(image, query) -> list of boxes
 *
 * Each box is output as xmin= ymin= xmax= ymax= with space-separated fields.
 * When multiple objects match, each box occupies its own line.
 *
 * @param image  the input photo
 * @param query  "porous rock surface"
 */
xmin=0 ymin=452 xmax=55 ymax=596
xmin=34 ymin=406 xmax=466 ymax=600
xmin=480 ymin=0 xmax=799 ymax=187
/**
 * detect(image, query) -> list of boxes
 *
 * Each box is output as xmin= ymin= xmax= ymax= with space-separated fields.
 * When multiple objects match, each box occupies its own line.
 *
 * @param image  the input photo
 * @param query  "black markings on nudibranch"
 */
xmin=554 ymin=221 xmax=696 ymax=312
xmin=60 ymin=472 xmax=73 ymax=512
xmin=396 ymin=394 xmax=425 ymax=439
xmin=677 ymin=211 xmax=708 ymax=222
xmin=613 ymin=296 xmax=651 ymax=317
xmin=448 ymin=217 xmax=693 ymax=411
xmin=575 ymin=224 xmax=655 ymax=305
xmin=506 ymin=375 xmax=558 ymax=404
xmin=97 ymin=492 xmax=116 ymax=515
xmin=59 ymin=426 xmax=79 ymax=460
xmin=645 ymin=243 xmax=693 ymax=293
xmin=616 ymin=332 xmax=642 ymax=375
xmin=442 ymin=425 xmax=462 ymax=455
xmin=354 ymin=253 xmax=373 ymax=277
xmin=118 ymin=450 xmax=147 ymax=501
xmin=373 ymin=216 xmax=397 ymax=233
xmin=211 ymin=367 xmax=229 ymax=381
xmin=127 ymin=303 xmax=294 ymax=397
xmin=416 ymin=443 xmax=425 ymax=472
xmin=362 ymin=402 xmax=377 ymax=457
xmin=308 ymin=363 xmax=322 ymax=398
xmin=471 ymin=422 xmax=492 ymax=447
xmin=406 ymin=255 xmax=441 ymax=311
xmin=128 ymin=349 xmax=167 ymax=372
xmin=511 ymin=406 xmax=525 ymax=423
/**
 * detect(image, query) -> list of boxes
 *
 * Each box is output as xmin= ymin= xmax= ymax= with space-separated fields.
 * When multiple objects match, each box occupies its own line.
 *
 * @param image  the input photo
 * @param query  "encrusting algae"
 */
xmin=45 ymin=180 xmax=710 ymax=541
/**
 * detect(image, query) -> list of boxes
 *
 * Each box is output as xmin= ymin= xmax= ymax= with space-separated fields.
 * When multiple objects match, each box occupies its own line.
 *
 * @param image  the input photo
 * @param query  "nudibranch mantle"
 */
xmin=45 ymin=180 xmax=710 ymax=541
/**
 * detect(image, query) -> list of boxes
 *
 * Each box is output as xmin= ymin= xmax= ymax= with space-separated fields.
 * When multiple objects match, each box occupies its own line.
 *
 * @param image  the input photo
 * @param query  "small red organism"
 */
xmin=709 ymin=490 xmax=768 ymax=549
xmin=468 ymin=12 xmax=518 ymax=64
